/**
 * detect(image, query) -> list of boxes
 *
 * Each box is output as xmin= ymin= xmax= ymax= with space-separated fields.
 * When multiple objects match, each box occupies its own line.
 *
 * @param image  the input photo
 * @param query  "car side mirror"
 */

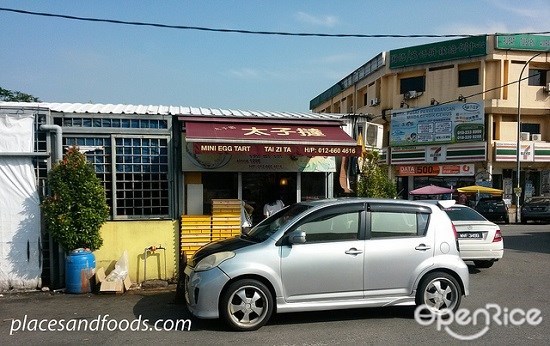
xmin=287 ymin=230 xmax=306 ymax=244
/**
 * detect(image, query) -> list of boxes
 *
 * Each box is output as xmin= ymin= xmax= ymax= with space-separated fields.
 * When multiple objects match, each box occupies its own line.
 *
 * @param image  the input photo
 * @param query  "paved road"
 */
xmin=1 ymin=223 xmax=549 ymax=345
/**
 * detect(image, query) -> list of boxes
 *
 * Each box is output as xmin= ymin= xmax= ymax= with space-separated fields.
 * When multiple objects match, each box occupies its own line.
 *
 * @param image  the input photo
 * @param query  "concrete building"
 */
xmin=310 ymin=34 xmax=550 ymax=207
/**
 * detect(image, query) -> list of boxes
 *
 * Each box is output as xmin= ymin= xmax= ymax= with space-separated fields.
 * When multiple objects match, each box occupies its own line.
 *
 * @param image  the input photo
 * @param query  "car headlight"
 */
xmin=194 ymin=251 xmax=235 ymax=272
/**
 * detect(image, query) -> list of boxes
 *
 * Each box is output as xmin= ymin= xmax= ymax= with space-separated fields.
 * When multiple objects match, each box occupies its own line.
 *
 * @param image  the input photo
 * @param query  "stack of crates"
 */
xmin=180 ymin=215 xmax=212 ymax=261
xmin=180 ymin=200 xmax=243 ymax=261
xmin=211 ymin=199 xmax=242 ymax=241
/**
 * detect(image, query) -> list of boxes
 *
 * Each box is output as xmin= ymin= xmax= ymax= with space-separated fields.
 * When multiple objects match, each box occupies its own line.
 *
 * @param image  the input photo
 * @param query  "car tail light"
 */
xmin=451 ymin=223 xmax=460 ymax=251
xmin=493 ymin=229 xmax=503 ymax=242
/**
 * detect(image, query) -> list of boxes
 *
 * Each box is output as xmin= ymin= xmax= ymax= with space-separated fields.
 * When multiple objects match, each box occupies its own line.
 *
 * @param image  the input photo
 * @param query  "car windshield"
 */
xmin=243 ymin=204 xmax=312 ymax=242
xmin=444 ymin=206 xmax=487 ymax=222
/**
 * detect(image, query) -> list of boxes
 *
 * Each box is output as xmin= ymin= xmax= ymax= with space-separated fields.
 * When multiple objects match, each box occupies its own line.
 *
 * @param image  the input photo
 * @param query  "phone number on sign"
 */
xmin=316 ymin=147 xmax=358 ymax=155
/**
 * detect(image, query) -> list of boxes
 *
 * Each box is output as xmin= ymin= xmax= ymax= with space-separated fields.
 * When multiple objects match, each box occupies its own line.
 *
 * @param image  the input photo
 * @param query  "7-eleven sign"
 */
xmin=521 ymin=143 xmax=534 ymax=161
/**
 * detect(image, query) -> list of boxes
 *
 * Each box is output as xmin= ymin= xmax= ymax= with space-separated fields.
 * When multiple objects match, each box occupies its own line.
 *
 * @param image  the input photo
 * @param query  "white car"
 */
xmin=428 ymin=200 xmax=503 ymax=268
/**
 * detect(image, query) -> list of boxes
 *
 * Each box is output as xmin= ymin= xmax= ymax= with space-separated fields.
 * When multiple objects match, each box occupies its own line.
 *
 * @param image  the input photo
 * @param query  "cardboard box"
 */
xmin=95 ymin=267 xmax=131 ymax=293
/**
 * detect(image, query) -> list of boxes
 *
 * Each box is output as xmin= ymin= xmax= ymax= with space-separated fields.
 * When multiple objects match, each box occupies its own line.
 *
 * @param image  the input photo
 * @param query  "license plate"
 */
xmin=458 ymin=232 xmax=482 ymax=239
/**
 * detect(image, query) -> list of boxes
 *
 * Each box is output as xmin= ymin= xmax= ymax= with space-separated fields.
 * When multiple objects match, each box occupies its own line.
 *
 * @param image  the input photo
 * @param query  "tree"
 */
xmin=0 ymin=87 xmax=40 ymax=102
xmin=356 ymin=151 xmax=397 ymax=198
xmin=42 ymin=147 xmax=109 ymax=251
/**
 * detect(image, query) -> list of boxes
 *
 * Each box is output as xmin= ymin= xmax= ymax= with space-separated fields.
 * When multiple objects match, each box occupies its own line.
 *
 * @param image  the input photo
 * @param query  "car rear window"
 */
xmin=444 ymin=207 xmax=487 ymax=221
xmin=476 ymin=199 xmax=505 ymax=209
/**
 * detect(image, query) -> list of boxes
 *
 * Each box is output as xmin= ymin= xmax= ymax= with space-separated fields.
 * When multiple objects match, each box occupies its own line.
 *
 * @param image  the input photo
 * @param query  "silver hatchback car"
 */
xmin=184 ymin=198 xmax=469 ymax=331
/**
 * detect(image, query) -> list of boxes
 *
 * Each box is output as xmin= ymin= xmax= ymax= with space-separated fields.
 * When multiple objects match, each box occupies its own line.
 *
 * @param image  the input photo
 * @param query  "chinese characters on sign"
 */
xmin=242 ymin=126 xmax=326 ymax=137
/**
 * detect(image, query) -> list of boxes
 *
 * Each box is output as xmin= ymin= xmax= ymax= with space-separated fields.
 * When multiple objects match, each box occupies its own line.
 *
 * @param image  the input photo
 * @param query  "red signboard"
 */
xmin=185 ymin=121 xmax=360 ymax=156
xmin=398 ymin=164 xmax=474 ymax=176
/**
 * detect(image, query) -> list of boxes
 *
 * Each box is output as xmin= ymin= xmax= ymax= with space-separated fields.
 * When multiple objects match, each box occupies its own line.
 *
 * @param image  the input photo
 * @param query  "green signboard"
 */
xmin=389 ymin=36 xmax=487 ymax=69
xmin=496 ymin=34 xmax=550 ymax=51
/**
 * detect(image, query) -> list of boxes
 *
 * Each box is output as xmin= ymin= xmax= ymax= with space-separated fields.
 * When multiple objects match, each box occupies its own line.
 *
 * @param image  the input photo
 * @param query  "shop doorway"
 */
xmin=242 ymin=173 xmax=296 ymax=224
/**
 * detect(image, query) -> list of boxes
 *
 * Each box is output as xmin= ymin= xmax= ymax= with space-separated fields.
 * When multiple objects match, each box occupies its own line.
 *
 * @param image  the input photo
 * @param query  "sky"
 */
xmin=1 ymin=1 xmax=549 ymax=112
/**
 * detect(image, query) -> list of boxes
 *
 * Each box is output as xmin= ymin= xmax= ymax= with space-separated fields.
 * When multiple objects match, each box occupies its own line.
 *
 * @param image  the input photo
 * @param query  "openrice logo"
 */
xmin=414 ymin=304 xmax=543 ymax=341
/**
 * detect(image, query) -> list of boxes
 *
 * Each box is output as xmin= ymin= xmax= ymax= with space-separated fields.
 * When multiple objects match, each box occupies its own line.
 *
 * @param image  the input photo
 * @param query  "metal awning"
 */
xmin=184 ymin=120 xmax=360 ymax=156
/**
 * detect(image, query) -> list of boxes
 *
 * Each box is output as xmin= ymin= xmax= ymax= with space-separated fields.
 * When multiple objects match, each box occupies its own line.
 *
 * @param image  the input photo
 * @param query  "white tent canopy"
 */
xmin=0 ymin=112 xmax=42 ymax=291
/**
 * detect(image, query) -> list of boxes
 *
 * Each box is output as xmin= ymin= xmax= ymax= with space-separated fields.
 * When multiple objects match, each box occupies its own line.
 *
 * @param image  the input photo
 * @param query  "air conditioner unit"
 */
xmin=404 ymin=90 xmax=422 ymax=100
xmin=544 ymin=82 xmax=550 ymax=92
xmin=364 ymin=123 xmax=383 ymax=149
xmin=520 ymin=132 xmax=530 ymax=141
xmin=532 ymin=134 xmax=542 ymax=141
xmin=369 ymin=98 xmax=380 ymax=106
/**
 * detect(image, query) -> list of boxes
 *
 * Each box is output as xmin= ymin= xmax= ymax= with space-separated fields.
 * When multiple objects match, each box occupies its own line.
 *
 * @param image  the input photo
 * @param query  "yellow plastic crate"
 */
xmin=181 ymin=234 xmax=213 ymax=243
xmin=212 ymin=199 xmax=242 ymax=215
xmin=181 ymin=215 xmax=212 ymax=234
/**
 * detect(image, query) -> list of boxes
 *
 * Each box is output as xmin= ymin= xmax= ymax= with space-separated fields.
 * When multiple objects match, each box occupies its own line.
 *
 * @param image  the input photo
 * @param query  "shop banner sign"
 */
xmin=398 ymin=164 xmax=474 ymax=177
xmin=496 ymin=34 xmax=550 ymax=51
xmin=390 ymin=102 xmax=484 ymax=147
xmin=182 ymin=140 xmax=336 ymax=173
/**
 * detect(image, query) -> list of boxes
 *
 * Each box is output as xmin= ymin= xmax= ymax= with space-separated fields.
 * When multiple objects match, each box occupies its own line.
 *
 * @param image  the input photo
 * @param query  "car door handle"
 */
xmin=415 ymin=244 xmax=431 ymax=251
xmin=345 ymin=248 xmax=363 ymax=255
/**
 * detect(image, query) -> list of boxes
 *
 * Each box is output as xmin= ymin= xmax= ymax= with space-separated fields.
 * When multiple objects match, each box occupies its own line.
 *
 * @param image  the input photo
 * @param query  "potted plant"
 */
xmin=42 ymin=146 xmax=110 ymax=293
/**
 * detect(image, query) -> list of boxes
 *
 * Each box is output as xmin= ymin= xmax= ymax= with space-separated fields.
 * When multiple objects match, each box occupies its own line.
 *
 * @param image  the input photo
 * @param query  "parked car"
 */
xmin=433 ymin=201 xmax=503 ymax=268
xmin=184 ymin=198 xmax=469 ymax=331
xmin=521 ymin=196 xmax=550 ymax=224
xmin=474 ymin=197 xmax=509 ymax=224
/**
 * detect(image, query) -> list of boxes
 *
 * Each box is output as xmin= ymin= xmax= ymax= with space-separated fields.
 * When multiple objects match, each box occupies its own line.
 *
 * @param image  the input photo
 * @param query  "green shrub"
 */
xmin=42 ymin=147 xmax=109 ymax=251
xmin=357 ymin=151 xmax=397 ymax=198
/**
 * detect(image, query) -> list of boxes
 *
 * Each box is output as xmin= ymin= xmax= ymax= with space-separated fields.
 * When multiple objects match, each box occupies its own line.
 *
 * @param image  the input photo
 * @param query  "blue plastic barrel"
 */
xmin=65 ymin=249 xmax=96 ymax=294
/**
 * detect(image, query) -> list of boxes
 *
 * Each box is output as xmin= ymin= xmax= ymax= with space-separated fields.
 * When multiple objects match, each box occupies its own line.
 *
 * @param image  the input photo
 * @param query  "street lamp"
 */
xmin=515 ymin=51 xmax=546 ymax=223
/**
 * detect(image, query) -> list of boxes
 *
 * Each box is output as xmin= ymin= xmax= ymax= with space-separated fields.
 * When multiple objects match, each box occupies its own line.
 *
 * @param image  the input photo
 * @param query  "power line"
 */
xmin=1 ymin=7 xmax=549 ymax=38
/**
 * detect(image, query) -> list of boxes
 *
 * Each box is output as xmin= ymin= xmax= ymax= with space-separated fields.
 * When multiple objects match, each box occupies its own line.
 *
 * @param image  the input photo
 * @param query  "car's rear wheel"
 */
xmin=220 ymin=279 xmax=273 ymax=331
xmin=474 ymin=260 xmax=494 ymax=268
xmin=416 ymin=272 xmax=462 ymax=314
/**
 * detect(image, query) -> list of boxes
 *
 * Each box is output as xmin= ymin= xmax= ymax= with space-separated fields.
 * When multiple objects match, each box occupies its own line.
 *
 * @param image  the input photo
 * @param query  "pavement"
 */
xmin=0 ymin=281 xmax=193 ymax=341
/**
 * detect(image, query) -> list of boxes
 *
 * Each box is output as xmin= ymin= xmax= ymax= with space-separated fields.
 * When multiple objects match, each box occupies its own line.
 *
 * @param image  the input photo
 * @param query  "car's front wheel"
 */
xmin=220 ymin=279 xmax=274 ymax=331
xmin=416 ymin=272 xmax=462 ymax=314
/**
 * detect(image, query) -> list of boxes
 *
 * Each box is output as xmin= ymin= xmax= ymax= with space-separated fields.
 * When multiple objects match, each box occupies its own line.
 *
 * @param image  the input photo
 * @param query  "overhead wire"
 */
xmin=0 ymin=7 xmax=549 ymax=38
xmin=1 ymin=6 xmax=548 ymax=114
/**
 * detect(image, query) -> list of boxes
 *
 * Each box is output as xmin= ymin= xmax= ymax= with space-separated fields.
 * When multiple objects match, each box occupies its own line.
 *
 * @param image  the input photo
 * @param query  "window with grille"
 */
xmin=56 ymin=117 xmax=168 ymax=129
xmin=114 ymin=137 xmax=169 ymax=218
xmin=63 ymin=135 xmax=170 ymax=219
xmin=64 ymin=137 xmax=113 ymax=210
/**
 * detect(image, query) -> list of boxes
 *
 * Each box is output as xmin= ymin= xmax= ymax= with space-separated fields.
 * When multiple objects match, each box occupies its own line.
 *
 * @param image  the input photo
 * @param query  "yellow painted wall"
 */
xmin=93 ymin=220 xmax=179 ymax=284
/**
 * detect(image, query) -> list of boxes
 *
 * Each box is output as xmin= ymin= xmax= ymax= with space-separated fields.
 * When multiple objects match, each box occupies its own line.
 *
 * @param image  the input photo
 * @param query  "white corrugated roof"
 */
xmin=0 ymin=102 xmax=347 ymax=121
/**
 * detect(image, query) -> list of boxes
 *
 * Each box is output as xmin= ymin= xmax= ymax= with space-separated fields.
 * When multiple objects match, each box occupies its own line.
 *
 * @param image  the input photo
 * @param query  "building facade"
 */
xmin=0 ymin=103 xmax=363 ymax=289
xmin=310 ymin=34 xmax=550 ymax=206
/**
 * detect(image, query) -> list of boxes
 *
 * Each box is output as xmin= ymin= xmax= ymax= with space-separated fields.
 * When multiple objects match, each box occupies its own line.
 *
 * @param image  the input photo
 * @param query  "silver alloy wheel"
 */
xmin=226 ymin=284 xmax=270 ymax=329
xmin=421 ymin=274 xmax=460 ymax=313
